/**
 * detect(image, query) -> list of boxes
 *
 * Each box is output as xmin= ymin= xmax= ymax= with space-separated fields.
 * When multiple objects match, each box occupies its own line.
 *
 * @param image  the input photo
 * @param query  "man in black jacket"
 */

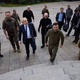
xmin=66 ymin=9 xmax=78 ymax=36
xmin=56 ymin=7 xmax=66 ymax=30
xmin=38 ymin=13 xmax=52 ymax=48
xmin=23 ymin=6 xmax=34 ymax=23
xmin=73 ymin=12 xmax=80 ymax=44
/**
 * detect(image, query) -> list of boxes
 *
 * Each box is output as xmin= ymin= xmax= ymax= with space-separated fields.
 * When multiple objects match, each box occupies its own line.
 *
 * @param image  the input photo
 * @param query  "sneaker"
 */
xmin=17 ymin=49 xmax=21 ymax=53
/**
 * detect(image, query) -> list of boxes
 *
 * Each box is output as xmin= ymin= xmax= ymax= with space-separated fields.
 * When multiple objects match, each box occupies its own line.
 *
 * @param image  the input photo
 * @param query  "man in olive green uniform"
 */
xmin=2 ymin=11 xmax=21 ymax=53
xmin=11 ymin=9 xmax=20 ymax=27
xmin=78 ymin=40 xmax=80 ymax=60
xmin=42 ymin=5 xmax=49 ymax=17
xmin=45 ymin=22 xmax=64 ymax=62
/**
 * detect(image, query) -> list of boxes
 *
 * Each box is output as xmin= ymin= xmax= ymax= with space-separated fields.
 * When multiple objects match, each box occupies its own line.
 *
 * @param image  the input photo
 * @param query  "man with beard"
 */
xmin=2 ymin=11 xmax=21 ymax=53
xmin=45 ymin=22 xmax=64 ymax=62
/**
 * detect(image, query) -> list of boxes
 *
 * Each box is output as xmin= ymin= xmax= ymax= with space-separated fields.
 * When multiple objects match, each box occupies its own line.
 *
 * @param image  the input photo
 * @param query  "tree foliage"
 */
xmin=3 ymin=0 xmax=62 ymax=4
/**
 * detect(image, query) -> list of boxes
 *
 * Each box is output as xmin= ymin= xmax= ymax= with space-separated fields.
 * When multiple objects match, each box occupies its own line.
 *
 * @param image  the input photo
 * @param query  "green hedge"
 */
xmin=3 ymin=0 xmax=62 ymax=4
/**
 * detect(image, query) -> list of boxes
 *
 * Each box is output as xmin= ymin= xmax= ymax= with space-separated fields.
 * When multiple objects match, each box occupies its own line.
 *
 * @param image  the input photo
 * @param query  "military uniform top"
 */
xmin=11 ymin=14 xmax=20 ymax=26
xmin=2 ymin=17 xmax=18 ymax=36
xmin=42 ymin=8 xmax=49 ymax=16
xmin=45 ymin=29 xmax=64 ymax=46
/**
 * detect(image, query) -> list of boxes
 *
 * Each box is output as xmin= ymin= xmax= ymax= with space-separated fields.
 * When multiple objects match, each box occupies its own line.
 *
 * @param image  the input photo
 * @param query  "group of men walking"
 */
xmin=1 ymin=4 xmax=80 ymax=62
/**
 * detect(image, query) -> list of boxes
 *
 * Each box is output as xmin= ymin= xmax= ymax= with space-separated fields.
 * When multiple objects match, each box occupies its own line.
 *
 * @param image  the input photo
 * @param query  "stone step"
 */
xmin=68 ymin=74 xmax=80 ymax=80
xmin=0 ymin=68 xmax=69 ymax=80
xmin=0 ymin=61 xmax=80 ymax=80
xmin=0 ymin=62 xmax=53 ymax=80
xmin=0 ymin=67 xmax=69 ymax=80
xmin=22 ymin=73 xmax=70 ymax=80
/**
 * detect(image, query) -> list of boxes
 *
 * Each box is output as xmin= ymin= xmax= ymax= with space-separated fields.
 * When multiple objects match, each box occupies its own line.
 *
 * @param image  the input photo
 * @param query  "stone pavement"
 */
xmin=0 ymin=1 xmax=80 ymax=75
xmin=0 ymin=61 xmax=80 ymax=80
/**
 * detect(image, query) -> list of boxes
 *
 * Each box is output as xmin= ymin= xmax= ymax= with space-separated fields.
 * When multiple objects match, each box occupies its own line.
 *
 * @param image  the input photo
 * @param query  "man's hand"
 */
xmin=6 ymin=35 xmax=9 ymax=39
xmin=17 ymin=27 xmax=19 ymax=32
xmin=19 ymin=41 xmax=21 ymax=44
xmin=60 ymin=45 xmax=63 ymax=48
xmin=33 ymin=20 xmax=35 ymax=22
xmin=45 ymin=43 xmax=48 ymax=47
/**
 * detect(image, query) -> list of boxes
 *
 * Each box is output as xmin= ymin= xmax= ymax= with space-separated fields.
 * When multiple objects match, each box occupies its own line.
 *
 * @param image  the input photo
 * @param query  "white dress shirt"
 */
xmin=24 ymin=25 xmax=32 ymax=39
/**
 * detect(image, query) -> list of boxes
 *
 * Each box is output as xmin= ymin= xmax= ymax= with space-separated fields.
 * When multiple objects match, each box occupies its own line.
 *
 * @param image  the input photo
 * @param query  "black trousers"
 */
xmin=41 ymin=31 xmax=47 ymax=46
xmin=0 ymin=42 xmax=1 ymax=54
xmin=24 ymin=38 xmax=36 ymax=57
xmin=67 ymin=17 xmax=71 ymax=27
xmin=74 ymin=28 xmax=80 ymax=43
xmin=67 ymin=23 xmax=74 ymax=36
xmin=9 ymin=35 xmax=20 ymax=50
xmin=58 ymin=21 xmax=63 ymax=30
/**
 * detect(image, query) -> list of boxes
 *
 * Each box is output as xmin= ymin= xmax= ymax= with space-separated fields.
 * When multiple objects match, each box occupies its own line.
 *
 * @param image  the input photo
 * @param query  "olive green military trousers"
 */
xmin=48 ymin=45 xmax=58 ymax=62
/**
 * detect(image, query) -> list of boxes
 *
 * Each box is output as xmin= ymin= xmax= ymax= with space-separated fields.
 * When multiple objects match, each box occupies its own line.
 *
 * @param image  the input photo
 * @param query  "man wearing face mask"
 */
xmin=2 ymin=11 xmax=21 ymax=53
xmin=45 ymin=22 xmax=64 ymax=63
xmin=38 ymin=13 xmax=52 ymax=48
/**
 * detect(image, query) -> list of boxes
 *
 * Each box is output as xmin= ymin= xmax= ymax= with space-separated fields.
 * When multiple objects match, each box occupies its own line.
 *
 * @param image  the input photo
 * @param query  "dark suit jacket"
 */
xmin=19 ymin=23 xmax=37 ymax=44
xmin=71 ymin=13 xmax=79 ymax=26
xmin=56 ymin=12 xmax=66 ymax=23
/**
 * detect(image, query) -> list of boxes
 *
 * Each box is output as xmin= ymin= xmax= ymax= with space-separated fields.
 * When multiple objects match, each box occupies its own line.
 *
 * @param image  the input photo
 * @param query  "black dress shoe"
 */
xmin=50 ymin=59 xmax=54 ymax=63
xmin=66 ymin=34 xmax=69 ymax=37
xmin=26 ymin=56 xmax=29 ymax=60
xmin=33 ymin=50 xmax=35 ymax=54
xmin=41 ymin=45 xmax=45 ymax=48
xmin=73 ymin=40 xmax=77 ymax=44
xmin=0 ymin=54 xmax=3 ymax=58
xmin=73 ymin=40 xmax=76 ymax=43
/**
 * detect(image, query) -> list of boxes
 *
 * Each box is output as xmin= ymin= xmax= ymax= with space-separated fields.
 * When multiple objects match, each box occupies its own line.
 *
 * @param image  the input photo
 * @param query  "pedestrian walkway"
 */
xmin=0 ymin=1 xmax=80 ymax=75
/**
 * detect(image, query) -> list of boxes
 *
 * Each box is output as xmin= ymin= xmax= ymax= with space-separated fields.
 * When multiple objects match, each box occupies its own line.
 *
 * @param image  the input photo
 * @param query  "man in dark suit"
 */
xmin=38 ymin=13 xmax=52 ymax=48
xmin=56 ymin=7 xmax=66 ymax=30
xmin=23 ymin=6 xmax=34 ymax=23
xmin=19 ymin=18 xmax=37 ymax=60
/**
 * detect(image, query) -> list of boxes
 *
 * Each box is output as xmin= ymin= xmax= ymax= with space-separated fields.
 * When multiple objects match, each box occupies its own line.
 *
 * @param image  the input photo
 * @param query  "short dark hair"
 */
xmin=60 ymin=7 xmax=64 ymax=10
xmin=52 ymin=22 xmax=58 ymax=26
xmin=67 ymin=5 xmax=70 ymax=6
xmin=13 ymin=9 xmax=16 ymax=12
xmin=5 ymin=11 xmax=10 ymax=14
